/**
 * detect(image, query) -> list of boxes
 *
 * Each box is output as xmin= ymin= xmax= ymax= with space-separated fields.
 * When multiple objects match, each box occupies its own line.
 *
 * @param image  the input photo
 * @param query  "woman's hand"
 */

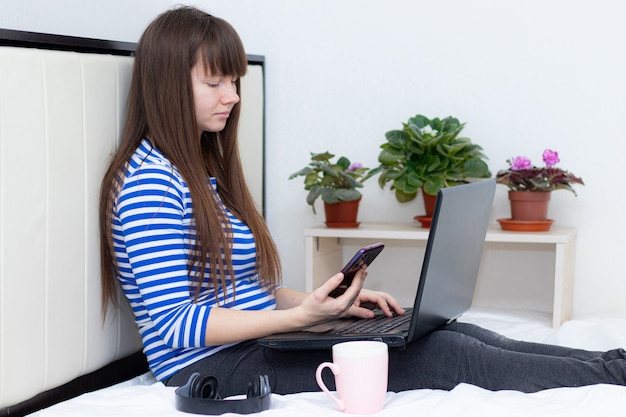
xmin=290 ymin=269 xmax=405 ymax=326
xmin=348 ymin=289 xmax=406 ymax=319
xmin=295 ymin=268 xmax=368 ymax=325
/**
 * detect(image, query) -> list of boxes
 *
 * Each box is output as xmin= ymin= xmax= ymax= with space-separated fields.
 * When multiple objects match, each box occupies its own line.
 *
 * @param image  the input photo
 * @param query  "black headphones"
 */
xmin=174 ymin=372 xmax=271 ymax=415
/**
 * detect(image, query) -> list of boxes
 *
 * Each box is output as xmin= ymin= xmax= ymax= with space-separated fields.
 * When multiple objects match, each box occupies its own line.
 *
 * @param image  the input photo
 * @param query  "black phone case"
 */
xmin=329 ymin=242 xmax=384 ymax=297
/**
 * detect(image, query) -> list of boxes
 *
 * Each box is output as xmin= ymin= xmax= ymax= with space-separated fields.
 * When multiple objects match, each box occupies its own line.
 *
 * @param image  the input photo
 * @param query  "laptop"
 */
xmin=258 ymin=179 xmax=496 ymax=350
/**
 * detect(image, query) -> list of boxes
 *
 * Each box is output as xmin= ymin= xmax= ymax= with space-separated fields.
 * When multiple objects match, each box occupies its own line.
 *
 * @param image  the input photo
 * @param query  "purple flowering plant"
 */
xmin=495 ymin=149 xmax=584 ymax=195
xmin=289 ymin=151 xmax=370 ymax=213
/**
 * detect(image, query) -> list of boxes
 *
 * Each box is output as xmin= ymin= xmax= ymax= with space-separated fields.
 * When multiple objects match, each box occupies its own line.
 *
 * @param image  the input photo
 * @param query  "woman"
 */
xmin=100 ymin=6 xmax=626 ymax=397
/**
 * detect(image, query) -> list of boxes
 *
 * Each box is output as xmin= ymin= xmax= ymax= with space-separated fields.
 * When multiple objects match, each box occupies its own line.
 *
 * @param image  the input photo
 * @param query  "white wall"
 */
xmin=2 ymin=0 xmax=624 ymax=318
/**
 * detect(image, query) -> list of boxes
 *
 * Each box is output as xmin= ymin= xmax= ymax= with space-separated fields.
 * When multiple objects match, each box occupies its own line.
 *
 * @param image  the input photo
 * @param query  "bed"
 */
xmin=1 ymin=30 xmax=625 ymax=417
xmin=24 ymin=310 xmax=626 ymax=417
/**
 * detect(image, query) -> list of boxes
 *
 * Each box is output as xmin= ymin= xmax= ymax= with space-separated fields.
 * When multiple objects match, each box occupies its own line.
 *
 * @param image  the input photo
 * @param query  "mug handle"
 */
xmin=316 ymin=362 xmax=344 ymax=411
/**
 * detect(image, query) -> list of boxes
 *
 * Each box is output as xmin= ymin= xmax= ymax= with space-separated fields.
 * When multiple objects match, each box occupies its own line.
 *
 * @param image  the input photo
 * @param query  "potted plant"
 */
xmin=495 ymin=149 xmax=584 ymax=231
xmin=289 ymin=151 xmax=370 ymax=227
xmin=367 ymin=114 xmax=491 ymax=223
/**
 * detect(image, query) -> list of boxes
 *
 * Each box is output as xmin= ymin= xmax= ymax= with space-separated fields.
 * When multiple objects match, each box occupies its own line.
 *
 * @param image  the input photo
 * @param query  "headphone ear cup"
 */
xmin=246 ymin=375 xmax=262 ymax=398
xmin=246 ymin=375 xmax=271 ymax=398
xmin=259 ymin=375 xmax=271 ymax=396
xmin=191 ymin=374 xmax=220 ymax=399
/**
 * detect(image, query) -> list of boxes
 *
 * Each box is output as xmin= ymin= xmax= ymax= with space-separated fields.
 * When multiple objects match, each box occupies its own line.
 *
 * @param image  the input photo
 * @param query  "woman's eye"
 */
xmin=205 ymin=78 xmax=237 ymax=88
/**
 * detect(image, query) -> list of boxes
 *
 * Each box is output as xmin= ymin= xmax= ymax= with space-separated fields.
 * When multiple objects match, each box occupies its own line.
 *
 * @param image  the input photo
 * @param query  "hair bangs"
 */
xmin=196 ymin=18 xmax=247 ymax=79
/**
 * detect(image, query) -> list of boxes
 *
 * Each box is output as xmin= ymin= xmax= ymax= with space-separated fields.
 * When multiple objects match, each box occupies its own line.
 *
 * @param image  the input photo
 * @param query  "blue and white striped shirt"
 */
xmin=112 ymin=139 xmax=276 ymax=381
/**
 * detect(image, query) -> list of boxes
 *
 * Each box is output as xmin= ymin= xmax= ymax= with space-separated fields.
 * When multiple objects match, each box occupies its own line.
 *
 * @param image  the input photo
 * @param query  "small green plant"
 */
xmin=367 ymin=114 xmax=491 ymax=202
xmin=289 ymin=152 xmax=370 ymax=213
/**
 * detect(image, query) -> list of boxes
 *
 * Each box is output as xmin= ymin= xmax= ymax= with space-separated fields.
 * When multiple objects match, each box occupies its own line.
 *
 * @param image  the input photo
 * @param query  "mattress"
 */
xmin=27 ymin=309 xmax=626 ymax=417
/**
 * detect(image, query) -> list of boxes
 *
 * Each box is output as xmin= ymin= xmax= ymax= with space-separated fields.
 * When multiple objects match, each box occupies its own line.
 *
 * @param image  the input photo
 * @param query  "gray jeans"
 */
xmin=165 ymin=322 xmax=626 ymax=396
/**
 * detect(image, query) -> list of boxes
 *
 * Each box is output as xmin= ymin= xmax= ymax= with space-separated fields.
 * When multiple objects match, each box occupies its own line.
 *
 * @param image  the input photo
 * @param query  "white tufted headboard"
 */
xmin=0 ymin=29 xmax=265 ymax=415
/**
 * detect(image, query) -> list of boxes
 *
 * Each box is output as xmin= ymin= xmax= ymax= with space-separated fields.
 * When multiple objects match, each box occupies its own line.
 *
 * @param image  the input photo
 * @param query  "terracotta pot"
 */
xmin=508 ymin=191 xmax=551 ymax=221
xmin=422 ymin=191 xmax=437 ymax=218
xmin=414 ymin=190 xmax=438 ymax=228
xmin=324 ymin=197 xmax=361 ymax=228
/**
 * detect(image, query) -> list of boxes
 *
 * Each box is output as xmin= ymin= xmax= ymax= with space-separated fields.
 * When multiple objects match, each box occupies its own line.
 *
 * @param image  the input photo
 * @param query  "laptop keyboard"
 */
xmin=338 ymin=309 xmax=412 ymax=334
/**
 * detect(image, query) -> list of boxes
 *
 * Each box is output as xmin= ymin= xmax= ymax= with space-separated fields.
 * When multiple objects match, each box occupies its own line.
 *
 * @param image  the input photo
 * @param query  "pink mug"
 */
xmin=316 ymin=341 xmax=388 ymax=414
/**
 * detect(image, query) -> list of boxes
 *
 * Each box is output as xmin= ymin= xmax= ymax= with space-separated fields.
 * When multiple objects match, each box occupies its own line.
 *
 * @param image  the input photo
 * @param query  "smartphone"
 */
xmin=329 ymin=242 xmax=385 ymax=298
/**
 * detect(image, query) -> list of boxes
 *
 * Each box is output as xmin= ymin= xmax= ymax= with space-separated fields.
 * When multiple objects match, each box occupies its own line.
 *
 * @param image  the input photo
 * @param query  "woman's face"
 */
xmin=191 ymin=62 xmax=240 ymax=135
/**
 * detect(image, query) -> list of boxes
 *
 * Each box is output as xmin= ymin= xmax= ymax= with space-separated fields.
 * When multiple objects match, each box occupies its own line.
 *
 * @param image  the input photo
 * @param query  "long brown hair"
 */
xmin=99 ymin=6 xmax=281 ymax=315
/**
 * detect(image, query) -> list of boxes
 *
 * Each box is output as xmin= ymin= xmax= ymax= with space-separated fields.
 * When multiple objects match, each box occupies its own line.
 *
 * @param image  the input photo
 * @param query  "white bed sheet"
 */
xmin=28 ymin=309 xmax=626 ymax=417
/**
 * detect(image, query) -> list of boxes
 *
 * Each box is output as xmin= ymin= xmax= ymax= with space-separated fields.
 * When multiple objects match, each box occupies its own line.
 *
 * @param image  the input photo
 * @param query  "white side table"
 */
xmin=304 ymin=222 xmax=577 ymax=328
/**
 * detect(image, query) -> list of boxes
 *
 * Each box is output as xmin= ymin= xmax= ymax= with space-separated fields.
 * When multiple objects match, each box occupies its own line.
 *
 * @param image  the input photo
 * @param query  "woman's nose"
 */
xmin=222 ymin=83 xmax=240 ymax=104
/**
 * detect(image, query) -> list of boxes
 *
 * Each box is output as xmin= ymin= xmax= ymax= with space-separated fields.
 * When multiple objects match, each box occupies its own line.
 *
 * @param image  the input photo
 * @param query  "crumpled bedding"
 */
xmin=28 ymin=309 xmax=626 ymax=417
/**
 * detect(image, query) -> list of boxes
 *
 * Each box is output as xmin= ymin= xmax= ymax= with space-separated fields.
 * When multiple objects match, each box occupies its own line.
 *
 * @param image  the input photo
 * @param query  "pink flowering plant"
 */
xmin=495 ymin=149 xmax=584 ymax=195
xmin=289 ymin=151 xmax=370 ymax=213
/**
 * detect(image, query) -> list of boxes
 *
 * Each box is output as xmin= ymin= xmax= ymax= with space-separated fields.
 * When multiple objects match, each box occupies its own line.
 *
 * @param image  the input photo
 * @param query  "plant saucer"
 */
xmin=497 ymin=218 xmax=554 ymax=232
xmin=325 ymin=221 xmax=360 ymax=228
xmin=413 ymin=215 xmax=431 ymax=229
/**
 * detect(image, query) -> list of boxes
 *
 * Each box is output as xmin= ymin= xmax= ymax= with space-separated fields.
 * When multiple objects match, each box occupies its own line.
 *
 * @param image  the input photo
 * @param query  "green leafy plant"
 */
xmin=496 ymin=149 xmax=584 ymax=195
xmin=367 ymin=114 xmax=491 ymax=202
xmin=289 ymin=151 xmax=370 ymax=213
